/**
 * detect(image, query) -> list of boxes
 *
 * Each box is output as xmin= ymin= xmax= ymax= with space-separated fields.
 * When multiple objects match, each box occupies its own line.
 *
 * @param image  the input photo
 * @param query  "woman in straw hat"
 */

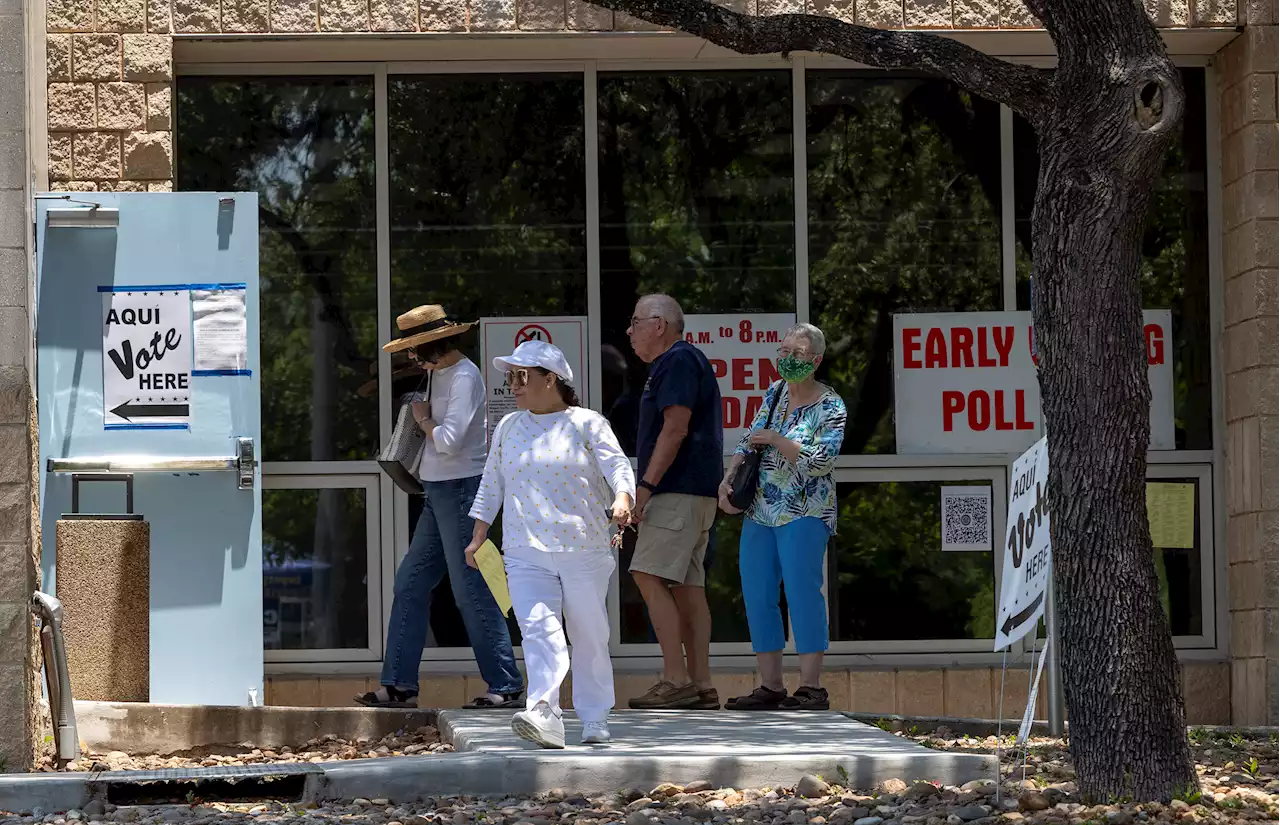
xmin=356 ymin=305 xmax=524 ymax=710
xmin=466 ymin=340 xmax=635 ymax=749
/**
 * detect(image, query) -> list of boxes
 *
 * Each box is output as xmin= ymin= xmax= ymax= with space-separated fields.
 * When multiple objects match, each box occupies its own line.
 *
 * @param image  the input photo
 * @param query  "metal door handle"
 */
xmin=47 ymin=437 xmax=257 ymax=490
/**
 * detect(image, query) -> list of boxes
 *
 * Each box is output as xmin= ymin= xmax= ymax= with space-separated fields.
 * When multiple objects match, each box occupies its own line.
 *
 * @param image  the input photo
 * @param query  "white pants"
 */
xmin=504 ymin=546 xmax=615 ymax=723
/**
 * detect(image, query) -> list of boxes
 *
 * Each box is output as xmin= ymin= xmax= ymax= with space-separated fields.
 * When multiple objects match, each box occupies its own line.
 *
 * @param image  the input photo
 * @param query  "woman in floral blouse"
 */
xmin=718 ymin=323 xmax=847 ymax=711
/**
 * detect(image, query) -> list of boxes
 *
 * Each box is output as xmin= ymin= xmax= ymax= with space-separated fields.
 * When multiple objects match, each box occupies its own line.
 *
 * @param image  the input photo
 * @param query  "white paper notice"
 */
xmin=191 ymin=288 xmax=249 ymax=374
xmin=102 ymin=288 xmax=192 ymax=428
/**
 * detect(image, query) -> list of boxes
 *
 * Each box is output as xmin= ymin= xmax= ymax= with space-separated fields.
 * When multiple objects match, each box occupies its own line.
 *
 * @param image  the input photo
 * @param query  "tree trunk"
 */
xmin=1031 ymin=48 xmax=1197 ymax=804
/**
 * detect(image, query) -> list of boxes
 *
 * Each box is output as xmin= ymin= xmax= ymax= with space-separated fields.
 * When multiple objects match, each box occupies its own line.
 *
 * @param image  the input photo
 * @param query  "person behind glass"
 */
xmin=356 ymin=304 xmax=524 ymax=710
xmin=626 ymin=294 xmax=724 ymax=711
xmin=719 ymin=323 xmax=847 ymax=711
xmin=466 ymin=341 xmax=635 ymax=749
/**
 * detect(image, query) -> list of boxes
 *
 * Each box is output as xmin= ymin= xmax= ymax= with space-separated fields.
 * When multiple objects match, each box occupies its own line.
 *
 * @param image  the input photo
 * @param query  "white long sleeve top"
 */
xmin=416 ymin=357 xmax=488 ymax=482
xmin=469 ymin=407 xmax=636 ymax=553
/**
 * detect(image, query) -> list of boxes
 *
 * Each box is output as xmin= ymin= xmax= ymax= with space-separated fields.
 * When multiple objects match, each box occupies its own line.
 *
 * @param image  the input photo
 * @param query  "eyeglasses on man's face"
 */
xmin=629 ymin=315 xmax=663 ymax=329
xmin=777 ymin=347 xmax=816 ymax=361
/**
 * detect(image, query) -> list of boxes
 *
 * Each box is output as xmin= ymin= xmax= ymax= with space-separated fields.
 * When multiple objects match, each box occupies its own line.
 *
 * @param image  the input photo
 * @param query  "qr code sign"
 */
xmin=941 ymin=486 xmax=992 ymax=552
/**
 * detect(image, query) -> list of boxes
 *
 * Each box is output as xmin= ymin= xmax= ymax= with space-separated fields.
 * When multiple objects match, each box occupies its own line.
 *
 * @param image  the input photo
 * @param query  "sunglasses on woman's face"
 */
xmin=505 ymin=368 xmax=530 ymax=387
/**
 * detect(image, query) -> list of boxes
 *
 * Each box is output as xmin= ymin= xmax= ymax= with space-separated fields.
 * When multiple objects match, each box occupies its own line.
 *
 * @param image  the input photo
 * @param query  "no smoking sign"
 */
xmin=516 ymin=324 xmax=553 ymax=346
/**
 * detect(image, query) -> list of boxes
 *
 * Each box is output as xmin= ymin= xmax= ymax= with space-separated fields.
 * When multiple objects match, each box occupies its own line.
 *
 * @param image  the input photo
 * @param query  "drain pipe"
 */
xmin=31 ymin=591 xmax=80 ymax=765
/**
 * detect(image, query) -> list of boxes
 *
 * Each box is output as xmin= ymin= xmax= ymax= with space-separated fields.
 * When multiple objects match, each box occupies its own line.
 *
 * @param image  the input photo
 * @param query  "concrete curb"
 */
xmin=73 ymin=701 xmax=438 ymax=755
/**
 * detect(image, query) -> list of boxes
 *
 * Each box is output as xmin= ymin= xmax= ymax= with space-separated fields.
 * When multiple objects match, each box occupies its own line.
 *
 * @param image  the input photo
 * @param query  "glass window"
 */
xmin=807 ymin=74 xmax=1003 ymax=455
xmin=1013 ymin=68 xmax=1212 ymax=450
xmin=829 ymin=479 xmax=996 ymax=641
xmin=176 ymin=77 xmax=379 ymax=463
xmin=263 ymin=487 xmax=370 ymax=650
xmin=1149 ymin=477 xmax=1204 ymax=637
xmin=598 ymin=70 xmax=796 ymax=455
xmin=388 ymin=73 xmax=585 ymax=648
xmin=599 ymin=71 xmax=795 ymax=646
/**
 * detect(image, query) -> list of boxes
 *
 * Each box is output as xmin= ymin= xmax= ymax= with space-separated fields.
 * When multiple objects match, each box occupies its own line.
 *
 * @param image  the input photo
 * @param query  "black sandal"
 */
xmin=355 ymin=685 xmax=419 ymax=708
xmin=462 ymin=691 xmax=524 ymax=710
xmin=725 ymin=685 xmax=787 ymax=711
xmin=780 ymin=685 xmax=829 ymax=711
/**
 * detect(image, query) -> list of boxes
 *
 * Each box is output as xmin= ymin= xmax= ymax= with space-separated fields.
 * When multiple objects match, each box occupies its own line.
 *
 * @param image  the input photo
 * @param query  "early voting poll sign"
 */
xmin=893 ymin=311 xmax=1175 ymax=454
xmin=100 ymin=283 xmax=250 ymax=429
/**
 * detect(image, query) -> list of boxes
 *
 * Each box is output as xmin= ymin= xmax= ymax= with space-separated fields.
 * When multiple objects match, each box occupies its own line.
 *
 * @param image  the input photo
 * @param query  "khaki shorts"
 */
xmin=630 ymin=493 xmax=718 ymax=587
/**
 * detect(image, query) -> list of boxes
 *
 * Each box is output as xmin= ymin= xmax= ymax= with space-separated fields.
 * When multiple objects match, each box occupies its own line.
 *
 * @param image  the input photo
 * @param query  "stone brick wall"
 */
xmin=43 ymin=0 xmax=1242 ymax=192
xmin=1216 ymin=11 xmax=1279 ymax=727
xmin=1 ymin=0 xmax=39 ymax=773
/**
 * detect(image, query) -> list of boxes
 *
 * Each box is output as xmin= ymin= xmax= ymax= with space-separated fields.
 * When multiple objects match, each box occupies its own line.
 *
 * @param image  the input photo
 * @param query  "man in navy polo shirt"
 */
xmin=626 ymin=294 xmax=724 ymax=710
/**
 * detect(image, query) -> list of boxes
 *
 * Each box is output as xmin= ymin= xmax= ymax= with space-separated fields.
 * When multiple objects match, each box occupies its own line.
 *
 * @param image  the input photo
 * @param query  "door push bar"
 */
xmin=47 ymin=437 xmax=257 ymax=490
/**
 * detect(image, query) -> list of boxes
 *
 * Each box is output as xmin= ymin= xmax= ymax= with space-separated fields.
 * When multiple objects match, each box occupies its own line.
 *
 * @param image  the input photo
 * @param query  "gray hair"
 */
xmin=784 ymin=323 xmax=826 ymax=356
xmin=639 ymin=294 xmax=685 ymax=334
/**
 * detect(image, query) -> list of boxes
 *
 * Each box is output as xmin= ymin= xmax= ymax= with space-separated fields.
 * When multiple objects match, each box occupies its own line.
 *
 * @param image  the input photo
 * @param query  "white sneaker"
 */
xmin=511 ymin=703 xmax=565 ymax=749
xmin=581 ymin=721 xmax=611 ymax=745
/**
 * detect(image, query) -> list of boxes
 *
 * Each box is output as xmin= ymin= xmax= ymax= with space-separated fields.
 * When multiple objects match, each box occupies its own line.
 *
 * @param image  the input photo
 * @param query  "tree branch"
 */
xmin=589 ymin=0 xmax=1053 ymax=122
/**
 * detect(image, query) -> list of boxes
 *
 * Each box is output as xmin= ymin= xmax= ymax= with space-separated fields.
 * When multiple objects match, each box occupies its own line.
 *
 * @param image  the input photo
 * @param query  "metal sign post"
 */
xmin=1045 ymin=575 xmax=1065 ymax=736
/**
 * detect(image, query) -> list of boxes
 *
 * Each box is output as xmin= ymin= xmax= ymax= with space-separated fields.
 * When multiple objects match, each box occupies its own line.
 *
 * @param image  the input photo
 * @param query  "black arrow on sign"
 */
xmin=1000 ymin=591 xmax=1044 ymax=637
xmin=110 ymin=401 xmax=189 ymax=421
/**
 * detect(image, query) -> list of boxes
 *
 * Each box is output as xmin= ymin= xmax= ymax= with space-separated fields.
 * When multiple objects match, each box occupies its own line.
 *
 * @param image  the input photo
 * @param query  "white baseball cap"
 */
xmin=493 ymin=340 xmax=574 ymax=385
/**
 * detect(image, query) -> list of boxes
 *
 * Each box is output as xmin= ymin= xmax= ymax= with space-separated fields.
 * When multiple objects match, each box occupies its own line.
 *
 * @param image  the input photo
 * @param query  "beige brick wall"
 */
xmin=43 ymin=0 xmax=1242 ymax=192
xmin=1217 ymin=18 xmax=1279 ymax=727
xmin=266 ymin=663 xmax=1231 ymax=725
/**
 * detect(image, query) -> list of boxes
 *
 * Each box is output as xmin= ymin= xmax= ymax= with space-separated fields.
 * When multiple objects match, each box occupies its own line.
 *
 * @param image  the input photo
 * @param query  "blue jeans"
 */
xmin=380 ymin=475 xmax=523 ymax=695
xmin=739 ymin=517 xmax=830 ymax=655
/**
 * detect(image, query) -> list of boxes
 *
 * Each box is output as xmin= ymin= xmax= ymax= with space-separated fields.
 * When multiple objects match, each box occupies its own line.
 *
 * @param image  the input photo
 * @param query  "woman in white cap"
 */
xmin=466 ymin=340 xmax=635 ymax=748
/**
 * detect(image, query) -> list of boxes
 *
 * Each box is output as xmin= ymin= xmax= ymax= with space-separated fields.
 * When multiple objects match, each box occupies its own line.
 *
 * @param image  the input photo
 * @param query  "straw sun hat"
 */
xmin=382 ymin=305 xmax=476 ymax=353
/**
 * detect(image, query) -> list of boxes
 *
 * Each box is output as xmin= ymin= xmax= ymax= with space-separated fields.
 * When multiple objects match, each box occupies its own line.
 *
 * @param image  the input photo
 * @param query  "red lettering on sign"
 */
xmin=731 ymin=358 xmax=755 ymax=391
xmin=968 ymin=390 xmax=991 ymax=431
xmin=994 ymin=326 xmax=1014 ymax=367
xmin=759 ymin=358 xmax=781 ymax=387
xmin=743 ymin=394 xmax=763 ymax=422
xmin=709 ymin=358 xmax=727 ymax=380
xmin=977 ymin=328 xmax=997 ymax=367
xmin=995 ymin=390 xmax=1014 ymax=430
xmin=903 ymin=328 xmax=922 ymax=368
xmin=1016 ymin=389 xmax=1035 ymax=430
xmin=951 ymin=327 xmax=975 ymax=368
xmin=942 ymin=391 xmax=964 ymax=432
xmin=722 ymin=396 xmax=741 ymax=428
xmin=1145 ymin=324 xmax=1164 ymax=365
xmin=925 ymin=328 xmax=947 ymax=368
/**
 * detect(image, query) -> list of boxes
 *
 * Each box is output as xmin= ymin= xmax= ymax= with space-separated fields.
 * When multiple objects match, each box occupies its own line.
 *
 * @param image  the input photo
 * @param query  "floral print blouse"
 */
xmin=733 ymin=381 xmax=847 ymax=534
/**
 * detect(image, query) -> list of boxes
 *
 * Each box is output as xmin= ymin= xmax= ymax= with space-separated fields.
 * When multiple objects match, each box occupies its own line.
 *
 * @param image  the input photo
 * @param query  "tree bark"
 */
xmin=587 ymin=0 xmax=1198 ymax=802
xmin=1026 ymin=0 xmax=1196 ymax=803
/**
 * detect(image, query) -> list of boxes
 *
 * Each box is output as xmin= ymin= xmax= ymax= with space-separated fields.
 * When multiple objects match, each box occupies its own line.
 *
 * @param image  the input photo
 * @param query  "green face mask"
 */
xmin=777 ymin=354 xmax=817 ymax=383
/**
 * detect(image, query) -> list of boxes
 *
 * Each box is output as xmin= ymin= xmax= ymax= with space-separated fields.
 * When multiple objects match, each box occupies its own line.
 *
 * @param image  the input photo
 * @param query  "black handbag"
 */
xmin=727 ymin=382 xmax=783 ymax=511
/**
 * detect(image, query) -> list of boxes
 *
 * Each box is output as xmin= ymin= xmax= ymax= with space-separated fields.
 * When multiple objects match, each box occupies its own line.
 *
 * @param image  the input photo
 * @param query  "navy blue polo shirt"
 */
xmin=637 ymin=340 xmax=723 ymax=498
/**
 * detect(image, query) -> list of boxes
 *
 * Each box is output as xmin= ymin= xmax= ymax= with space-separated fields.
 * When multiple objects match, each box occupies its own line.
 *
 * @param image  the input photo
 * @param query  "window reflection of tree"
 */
xmin=807 ymin=75 xmax=1003 ymax=456
xmin=177 ymin=78 xmax=377 ymax=650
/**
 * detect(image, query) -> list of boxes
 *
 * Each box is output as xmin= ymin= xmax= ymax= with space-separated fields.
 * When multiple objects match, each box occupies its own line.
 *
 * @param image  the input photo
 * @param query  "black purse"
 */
xmin=727 ymin=383 xmax=783 ymax=511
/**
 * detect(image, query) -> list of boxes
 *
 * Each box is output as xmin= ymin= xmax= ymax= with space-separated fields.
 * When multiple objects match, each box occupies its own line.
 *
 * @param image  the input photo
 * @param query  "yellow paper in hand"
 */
xmin=474 ymin=540 xmax=513 ymax=616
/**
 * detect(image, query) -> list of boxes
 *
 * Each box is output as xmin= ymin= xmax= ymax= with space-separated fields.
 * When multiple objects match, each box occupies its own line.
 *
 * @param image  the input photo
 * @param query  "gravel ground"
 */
xmin=5 ymin=727 xmax=1275 ymax=825
xmin=34 ymin=728 xmax=452 ymax=773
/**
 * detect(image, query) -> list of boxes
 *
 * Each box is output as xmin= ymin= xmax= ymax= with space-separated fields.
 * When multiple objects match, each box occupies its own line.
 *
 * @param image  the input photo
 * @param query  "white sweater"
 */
xmin=469 ymin=407 xmax=636 ymax=553
xmin=416 ymin=357 xmax=488 ymax=482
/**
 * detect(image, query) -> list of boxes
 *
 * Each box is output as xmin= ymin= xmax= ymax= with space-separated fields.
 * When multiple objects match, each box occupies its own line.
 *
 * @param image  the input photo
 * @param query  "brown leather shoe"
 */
xmin=691 ymin=688 xmax=720 ymax=710
xmin=628 ymin=680 xmax=701 ymax=709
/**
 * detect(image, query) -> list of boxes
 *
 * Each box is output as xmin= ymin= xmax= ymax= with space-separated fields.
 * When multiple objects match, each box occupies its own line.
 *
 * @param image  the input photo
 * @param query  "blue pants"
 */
xmin=739 ymin=517 xmax=830 ymax=655
xmin=381 ymin=475 xmax=523 ymax=694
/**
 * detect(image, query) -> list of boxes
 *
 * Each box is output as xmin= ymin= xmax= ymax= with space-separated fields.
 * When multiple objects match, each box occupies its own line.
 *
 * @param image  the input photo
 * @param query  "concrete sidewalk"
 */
xmin=0 ymin=710 xmax=996 ymax=812
xmin=316 ymin=710 xmax=994 ymax=800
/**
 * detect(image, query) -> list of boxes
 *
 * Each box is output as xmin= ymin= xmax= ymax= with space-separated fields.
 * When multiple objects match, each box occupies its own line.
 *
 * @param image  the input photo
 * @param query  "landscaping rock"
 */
xmin=798 ymin=776 xmax=831 ymax=799
xmin=951 ymin=806 xmax=988 ymax=822
xmin=1016 ymin=793 xmax=1049 ymax=812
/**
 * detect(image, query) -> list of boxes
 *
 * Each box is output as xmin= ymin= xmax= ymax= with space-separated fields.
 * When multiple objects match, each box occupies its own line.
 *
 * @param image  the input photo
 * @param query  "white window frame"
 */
xmin=261 ymin=471 xmax=384 ymax=663
xmin=175 ymin=53 xmax=1226 ymax=672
